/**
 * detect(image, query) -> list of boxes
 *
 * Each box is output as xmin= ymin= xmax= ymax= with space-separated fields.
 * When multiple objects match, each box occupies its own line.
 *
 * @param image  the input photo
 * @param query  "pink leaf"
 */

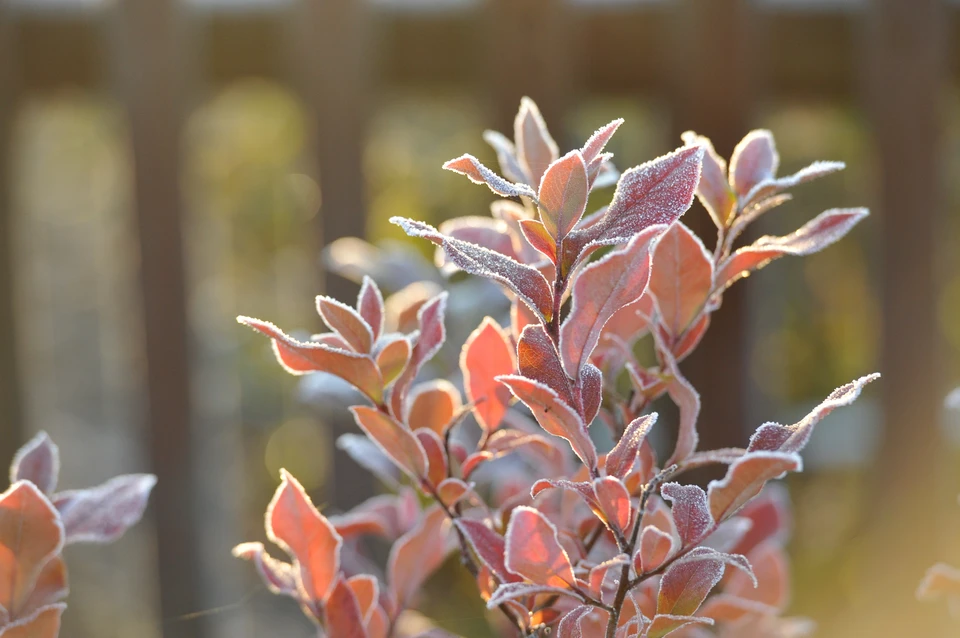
xmin=708 ymin=452 xmax=802 ymax=522
xmin=389 ymin=291 xmax=448 ymax=417
xmin=681 ymin=132 xmax=735 ymax=228
xmin=661 ymin=483 xmax=713 ymax=549
xmin=715 ymin=208 xmax=870 ymax=290
xmin=649 ymin=222 xmax=714 ymax=338
xmin=557 ymin=605 xmax=610 ymax=638
xmin=0 ymin=482 xmax=63 ymax=620
xmin=350 ymin=406 xmax=428 ymax=481
xmin=729 ymin=130 xmax=778 ymax=197
xmin=0 ymin=603 xmax=65 ymax=638
xmin=605 ymin=414 xmax=658 ymax=480
xmin=504 ymin=506 xmax=577 ymax=589
xmin=582 ymin=119 xmax=624 ymax=165
xmin=54 ymin=473 xmax=155 ymax=545
xmin=388 ymin=506 xmax=452 ymax=609
xmin=437 ymin=216 xmax=521 ymax=268
xmin=663 ymin=347 xmax=701 ymax=466
xmin=266 ymin=470 xmax=342 ymax=605
xmin=443 ymin=154 xmax=536 ymax=200
xmin=405 ymin=380 xmax=462 ymax=437
xmin=518 ymin=324 xmax=577 ymax=408
xmin=317 ymin=296 xmax=374 ymax=354
xmin=538 ymin=151 xmax=589 ymax=242
xmin=486 ymin=582 xmax=582 ymax=608
xmin=748 ymin=373 xmax=880 ymax=454
xmin=238 ymin=317 xmax=383 ymax=403
xmin=593 ymin=476 xmax=632 ymax=534
xmin=324 ymin=576 xmax=368 ymax=638
xmin=727 ymin=541 xmax=788 ymax=609
xmin=560 ymin=225 xmax=662 ymax=376
xmin=657 ymin=553 xmax=725 ymax=617
xmin=646 ymin=614 xmax=714 ymax=638
xmin=497 ymin=375 xmax=598 ymax=471
xmin=636 ymin=526 xmax=675 ymax=574
xmin=565 ymin=145 xmax=703 ymax=262
xmin=514 ymin=97 xmax=559 ymax=185
xmin=391 ymin=218 xmax=553 ymax=322
xmin=9 ymin=432 xmax=59 ymax=495
xmin=357 ymin=276 xmax=385 ymax=342
xmin=455 ymin=519 xmax=520 ymax=584
xmin=742 ymin=160 xmax=845 ymax=206
xmin=461 ymin=318 xmax=516 ymax=434
xmin=232 ymin=542 xmax=298 ymax=597
xmin=416 ymin=429 xmax=449 ymax=488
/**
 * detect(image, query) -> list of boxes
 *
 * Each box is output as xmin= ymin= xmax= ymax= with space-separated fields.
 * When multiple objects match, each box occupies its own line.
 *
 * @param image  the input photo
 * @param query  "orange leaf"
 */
xmin=351 ymin=407 xmax=428 ymax=481
xmin=538 ymin=151 xmax=588 ymax=241
xmin=388 ymin=506 xmax=452 ymax=609
xmin=461 ymin=318 xmax=516 ymax=434
xmin=404 ymin=380 xmax=461 ymax=437
xmin=708 ymin=453 xmax=801 ymax=522
xmin=504 ymin=506 xmax=576 ymax=589
xmin=317 ymin=296 xmax=374 ymax=354
xmin=649 ymin=222 xmax=714 ymax=338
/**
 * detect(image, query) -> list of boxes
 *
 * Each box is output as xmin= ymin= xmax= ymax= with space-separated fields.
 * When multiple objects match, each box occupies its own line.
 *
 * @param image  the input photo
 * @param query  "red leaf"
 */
xmin=729 ymin=129 xmax=778 ymax=197
xmin=504 ymin=506 xmax=577 ymax=589
xmin=560 ymin=225 xmax=661 ymax=376
xmin=0 ymin=482 xmax=63 ymax=620
xmin=415 ymin=429 xmax=448 ymax=488
xmin=9 ymin=432 xmax=59 ymax=495
xmin=538 ymin=151 xmax=588 ymax=242
xmin=518 ymin=219 xmax=558 ymax=263
xmin=707 ymin=452 xmax=802 ymax=522
xmin=681 ymin=132 xmax=735 ymax=228
xmin=375 ymin=336 xmax=411 ymax=387
xmin=455 ymin=519 xmax=520 ymax=584
xmin=357 ymin=276 xmax=385 ymax=342
xmin=748 ymin=373 xmax=880 ymax=454
xmin=238 ymin=317 xmax=383 ymax=403
xmin=232 ymin=542 xmax=298 ymax=597
xmin=715 ymin=208 xmax=869 ymax=290
xmin=461 ymin=318 xmax=516 ymax=434
xmin=593 ymin=476 xmax=632 ymax=534
xmin=405 ymin=380 xmax=462 ymax=437
xmin=266 ymin=470 xmax=342 ymax=605
xmin=728 ymin=486 xmax=791 ymax=558
xmin=54 ymin=473 xmax=156 ymax=545
xmin=661 ymin=483 xmax=713 ymax=548
xmin=497 ymin=375 xmax=598 ymax=471
xmin=582 ymin=119 xmax=624 ymax=165
xmin=392 ymin=218 xmax=553 ymax=323
xmin=388 ymin=506 xmax=452 ymax=609
xmin=605 ymin=414 xmax=657 ymax=480
xmin=579 ymin=363 xmax=603 ymax=425
xmin=657 ymin=553 xmax=725 ymax=617
xmin=514 ymin=97 xmax=559 ymax=185
xmin=351 ymin=406 xmax=428 ymax=481
xmin=565 ymin=145 xmax=703 ymax=261
xmin=649 ymin=222 xmax=714 ymax=338
xmin=389 ymin=291 xmax=448 ymax=417
xmin=443 ymin=154 xmax=536 ymax=199
xmin=317 ymin=296 xmax=374 ymax=354
xmin=0 ymin=603 xmax=65 ymax=638
xmin=518 ymin=325 xmax=577 ymax=408
xmin=636 ymin=526 xmax=675 ymax=574
xmin=324 ymin=576 xmax=368 ymax=638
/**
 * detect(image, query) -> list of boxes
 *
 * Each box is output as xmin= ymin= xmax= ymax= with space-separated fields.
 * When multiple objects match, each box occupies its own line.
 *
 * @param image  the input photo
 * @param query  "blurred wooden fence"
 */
xmin=0 ymin=1 xmax=954 ymax=636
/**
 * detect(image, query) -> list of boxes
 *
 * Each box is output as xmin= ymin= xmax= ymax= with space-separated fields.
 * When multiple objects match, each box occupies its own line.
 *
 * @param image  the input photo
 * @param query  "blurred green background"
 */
xmin=2 ymin=1 xmax=959 ymax=637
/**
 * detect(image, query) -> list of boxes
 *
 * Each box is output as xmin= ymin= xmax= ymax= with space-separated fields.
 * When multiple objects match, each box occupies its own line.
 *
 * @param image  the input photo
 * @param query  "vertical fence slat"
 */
xmin=291 ymin=0 xmax=376 ymax=510
xmin=111 ymin=2 xmax=204 ymax=635
xmin=667 ymin=0 xmax=752 ymax=468
xmin=855 ymin=1 xmax=948 ymax=635
xmin=0 ymin=6 xmax=22 ymax=467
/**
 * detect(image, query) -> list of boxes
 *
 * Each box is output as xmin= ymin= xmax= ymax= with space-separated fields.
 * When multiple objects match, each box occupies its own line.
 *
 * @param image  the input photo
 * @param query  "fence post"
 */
xmin=667 ymin=0 xmax=752 ymax=473
xmin=110 ymin=1 xmax=204 ymax=635
xmin=290 ymin=0 xmax=376 ymax=511
xmin=853 ymin=1 xmax=949 ymax=635
xmin=0 ymin=5 xmax=22 ymax=469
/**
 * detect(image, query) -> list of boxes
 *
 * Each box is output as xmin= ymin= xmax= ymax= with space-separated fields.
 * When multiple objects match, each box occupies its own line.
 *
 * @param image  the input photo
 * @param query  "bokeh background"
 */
xmin=2 ymin=0 xmax=960 ymax=636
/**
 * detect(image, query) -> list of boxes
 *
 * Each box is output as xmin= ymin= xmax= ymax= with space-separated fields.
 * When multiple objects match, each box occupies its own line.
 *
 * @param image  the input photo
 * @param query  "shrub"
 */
xmin=236 ymin=98 xmax=875 ymax=637
xmin=1 ymin=432 xmax=156 ymax=637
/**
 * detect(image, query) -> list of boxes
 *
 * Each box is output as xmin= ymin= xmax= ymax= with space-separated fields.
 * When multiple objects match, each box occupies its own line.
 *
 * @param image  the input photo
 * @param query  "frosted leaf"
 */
xmin=681 ymin=131 xmax=734 ymax=228
xmin=729 ymin=130 xmax=778 ymax=197
xmin=9 ymin=432 xmax=60 ymax=495
xmin=742 ymin=160 xmax=845 ymax=206
xmin=357 ymin=276 xmax=385 ymax=342
xmin=388 ymin=291 xmax=447 ymax=417
xmin=708 ymin=452 xmax=802 ymax=522
xmin=504 ymin=506 xmax=577 ymax=589
xmin=748 ymin=373 xmax=880 ymax=454
xmin=661 ymin=483 xmax=713 ymax=548
xmin=537 ymin=150 xmax=589 ymax=242
xmin=518 ymin=324 xmax=578 ymax=408
xmin=582 ymin=118 xmax=624 ymax=164
xmin=662 ymin=343 xmax=701 ymax=466
xmin=54 ymin=474 xmax=157 ymax=545
xmin=579 ymin=363 xmax=603 ymax=425
xmin=514 ymin=97 xmax=560 ymax=185
xmin=605 ymin=413 xmax=657 ymax=480
xmin=316 ymin=296 xmax=374 ymax=354
xmin=391 ymin=217 xmax=553 ymax=322
xmin=649 ymin=221 xmax=714 ymax=338
xmin=486 ymin=582 xmax=582 ymax=608
xmin=437 ymin=215 xmax=520 ymax=270
xmin=716 ymin=208 xmax=870 ymax=290
xmin=482 ymin=129 xmax=530 ymax=184
xmin=443 ymin=154 xmax=537 ymax=200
